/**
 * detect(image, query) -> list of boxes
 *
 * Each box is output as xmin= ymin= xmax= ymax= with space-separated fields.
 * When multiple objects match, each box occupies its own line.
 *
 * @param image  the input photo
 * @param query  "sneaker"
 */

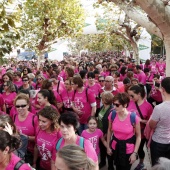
xmin=134 ymin=163 xmax=145 ymax=170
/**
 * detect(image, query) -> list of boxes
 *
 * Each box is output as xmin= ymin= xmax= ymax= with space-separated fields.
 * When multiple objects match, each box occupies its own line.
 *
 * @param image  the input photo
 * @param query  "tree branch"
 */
xmin=111 ymin=0 xmax=163 ymax=38
xmin=111 ymin=29 xmax=130 ymax=42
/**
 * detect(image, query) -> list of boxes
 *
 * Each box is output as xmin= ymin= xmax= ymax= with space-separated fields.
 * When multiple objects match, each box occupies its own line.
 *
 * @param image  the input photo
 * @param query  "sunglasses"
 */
xmin=37 ymin=78 xmax=42 ymax=80
xmin=113 ymin=103 xmax=121 ymax=107
xmin=15 ymin=104 xmax=27 ymax=108
xmin=24 ymin=70 xmax=27 ymax=71
xmin=3 ymin=84 xmax=7 ymax=87
xmin=99 ymin=80 xmax=105 ymax=82
xmin=22 ymin=79 xmax=28 ymax=82
xmin=105 ymin=80 xmax=112 ymax=82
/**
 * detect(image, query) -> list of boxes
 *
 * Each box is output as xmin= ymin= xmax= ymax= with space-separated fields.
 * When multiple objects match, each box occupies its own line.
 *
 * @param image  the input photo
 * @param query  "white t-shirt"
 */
xmin=151 ymin=101 xmax=170 ymax=144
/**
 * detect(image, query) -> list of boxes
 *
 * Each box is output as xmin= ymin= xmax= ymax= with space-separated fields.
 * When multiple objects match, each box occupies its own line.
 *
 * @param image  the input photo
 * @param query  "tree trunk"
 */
xmin=111 ymin=0 xmax=163 ymax=38
xmin=135 ymin=0 xmax=170 ymax=76
xmin=131 ymin=41 xmax=139 ymax=64
xmin=164 ymin=36 xmax=170 ymax=76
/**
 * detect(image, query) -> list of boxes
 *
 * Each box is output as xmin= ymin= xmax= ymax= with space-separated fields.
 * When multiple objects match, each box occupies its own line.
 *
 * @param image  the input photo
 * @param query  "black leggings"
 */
xmin=113 ymin=152 xmax=132 ymax=170
xmin=99 ymin=140 xmax=114 ymax=169
xmin=138 ymin=138 xmax=146 ymax=159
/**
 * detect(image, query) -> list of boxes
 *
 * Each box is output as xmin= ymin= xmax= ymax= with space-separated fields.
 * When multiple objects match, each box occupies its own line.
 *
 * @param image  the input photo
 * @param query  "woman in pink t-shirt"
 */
xmin=35 ymin=89 xmax=59 ymax=113
xmin=51 ymin=112 xmax=98 ymax=170
xmin=35 ymin=74 xmax=45 ymax=90
xmin=107 ymin=93 xmax=141 ymax=170
xmin=60 ymin=78 xmax=74 ymax=113
xmin=33 ymin=106 xmax=60 ymax=170
xmin=86 ymin=72 xmax=101 ymax=116
xmin=13 ymin=71 xmax=23 ymax=88
xmin=127 ymin=84 xmax=153 ymax=169
xmin=0 ymin=130 xmax=31 ymax=170
xmin=2 ymin=81 xmax=17 ymax=114
xmin=13 ymin=93 xmax=38 ymax=166
xmin=41 ymin=80 xmax=62 ymax=110
xmin=71 ymin=76 xmax=97 ymax=134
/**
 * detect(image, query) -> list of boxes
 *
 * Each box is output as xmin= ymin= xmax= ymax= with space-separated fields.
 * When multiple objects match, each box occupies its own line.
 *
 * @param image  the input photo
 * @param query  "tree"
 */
xmin=68 ymin=33 xmax=131 ymax=54
xmin=0 ymin=0 xmax=20 ymax=60
xmin=106 ymin=0 xmax=170 ymax=76
xmin=95 ymin=2 xmax=143 ymax=63
xmin=18 ymin=0 xmax=85 ymax=53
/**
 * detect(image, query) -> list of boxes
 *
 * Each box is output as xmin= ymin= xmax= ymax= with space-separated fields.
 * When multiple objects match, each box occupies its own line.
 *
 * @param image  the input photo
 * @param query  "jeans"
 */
xmin=78 ymin=123 xmax=88 ymax=135
xmin=150 ymin=140 xmax=170 ymax=166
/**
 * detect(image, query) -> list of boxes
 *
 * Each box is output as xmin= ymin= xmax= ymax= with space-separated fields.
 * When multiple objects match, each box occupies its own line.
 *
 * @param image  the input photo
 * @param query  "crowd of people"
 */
xmin=0 ymin=51 xmax=169 ymax=170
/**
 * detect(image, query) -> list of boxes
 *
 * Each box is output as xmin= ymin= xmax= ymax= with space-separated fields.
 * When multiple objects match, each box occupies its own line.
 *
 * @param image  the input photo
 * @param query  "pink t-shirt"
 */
xmin=60 ymin=89 xmax=74 ymax=109
xmin=59 ymin=70 xmax=66 ymax=81
xmin=35 ymin=128 xmax=61 ymax=170
xmin=13 ymin=79 xmax=23 ymax=88
xmin=86 ymin=83 xmax=101 ymax=108
xmin=150 ymin=86 xmax=163 ymax=102
xmin=52 ymin=81 xmax=65 ymax=94
xmin=157 ymin=63 xmax=165 ymax=75
xmin=72 ymin=88 xmax=96 ymax=124
xmin=2 ymin=92 xmax=17 ymax=108
xmin=127 ymin=100 xmax=153 ymax=138
xmin=5 ymin=153 xmax=31 ymax=170
xmin=43 ymin=72 xmax=49 ymax=79
xmin=119 ymin=74 xmax=127 ymax=81
xmin=137 ymin=71 xmax=146 ymax=85
xmin=0 ymin=93 xmax=5 ymax=111
xmin=81 ymin=129 xmax=103 ymax=155
xmin=52 ymin=135 xmax=98 ymax=163
xmin=146 ymin=74 xmax=154 ymax=83
xmin=30 ymin=81 xmax=36 ymax=89
xmin=53 ymin=91 xmax=62 ymax=103
xmin=108 ymin=112 xmax=140 ymax=154
xmin=127 ymin=100 xmax=153 ymax=121
xmin=100 ymin=71 xmax=110 ymax=77
xmin=14 ymin=112 xmax=38 ymax=153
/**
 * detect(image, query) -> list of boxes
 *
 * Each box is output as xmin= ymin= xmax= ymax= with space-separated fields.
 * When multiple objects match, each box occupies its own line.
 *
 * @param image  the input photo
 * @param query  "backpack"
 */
xmin=14 ymin=160 xmax=35 ymax=170
xmin=57 ymin=80 xmax=60 ymax=93
xmin=111 ymin=109 xmax=136 ymax=127
xmin=56 ymin=137 xmax=84 ymax=151
xmin=14 ymin=160 xmax=25 ymax=170
xmin=73 ymin=87 xmax=89 ymax=102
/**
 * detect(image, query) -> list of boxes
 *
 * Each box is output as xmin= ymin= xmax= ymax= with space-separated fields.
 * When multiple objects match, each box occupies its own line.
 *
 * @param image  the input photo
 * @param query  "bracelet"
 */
xmin=133 ymin=152 xmax=138 ymax=156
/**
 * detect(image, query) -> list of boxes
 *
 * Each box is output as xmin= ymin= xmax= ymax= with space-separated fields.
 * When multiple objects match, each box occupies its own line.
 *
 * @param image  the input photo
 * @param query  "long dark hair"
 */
xmin=0 ymin=130 xmax=21 ymax=153
xmin=38 ymin=89 xmax=58 ymax=108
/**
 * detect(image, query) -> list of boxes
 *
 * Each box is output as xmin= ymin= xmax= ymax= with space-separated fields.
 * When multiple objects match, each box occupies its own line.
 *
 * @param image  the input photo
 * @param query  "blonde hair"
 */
xmin=14 ymin=93 xmax=30 ymax=107
xmin=57 ymin=144 xmax=96 ymax=170
xmin=101 ymin=91 xmax=114 ymax=105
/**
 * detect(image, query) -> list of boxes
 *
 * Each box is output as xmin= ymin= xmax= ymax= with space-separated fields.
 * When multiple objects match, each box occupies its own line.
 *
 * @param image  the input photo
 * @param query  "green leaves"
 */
xmin=0 ymin=0 xmax=20 ymax=57
xmin=18 ymin=0 xmax=85 ymax=52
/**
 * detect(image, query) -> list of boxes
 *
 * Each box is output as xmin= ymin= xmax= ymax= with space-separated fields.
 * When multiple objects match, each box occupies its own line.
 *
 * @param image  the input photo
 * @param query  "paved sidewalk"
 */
xmin=101 ymin=146 xmax=152 ymax=170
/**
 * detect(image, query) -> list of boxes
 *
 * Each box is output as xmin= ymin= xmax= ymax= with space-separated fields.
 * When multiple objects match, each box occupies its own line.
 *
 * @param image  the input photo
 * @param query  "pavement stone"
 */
xmin=100 ymin=145 xmax=152 ymax=170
